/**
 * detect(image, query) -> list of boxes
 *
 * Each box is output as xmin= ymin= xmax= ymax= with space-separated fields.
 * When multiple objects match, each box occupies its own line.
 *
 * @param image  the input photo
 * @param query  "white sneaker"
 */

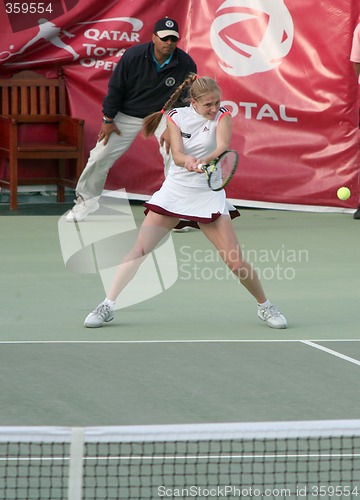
xmin=66 ymin=196 xmax=100 ymax=222
xmin=84 ymin=301 xmax=114 ymax=328
xmin=258 ymin=303 xmax=287 ymax=329
xmin=172 ymin=227 xmax=191 ymax=233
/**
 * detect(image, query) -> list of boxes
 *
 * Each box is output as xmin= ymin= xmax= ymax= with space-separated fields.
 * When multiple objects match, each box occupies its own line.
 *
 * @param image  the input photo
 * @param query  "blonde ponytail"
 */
xmin=141 ymin=73 xmax=198 ymax=138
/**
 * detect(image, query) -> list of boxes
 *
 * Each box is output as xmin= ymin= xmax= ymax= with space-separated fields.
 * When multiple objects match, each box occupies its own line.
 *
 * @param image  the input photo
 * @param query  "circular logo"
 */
xmin=165 ymin=20 xmax=175 ymax=28
xmin=165 ymin=77 xmax=176 ymax=87
xmin=210 ymin=0 xmax=294 ymax=77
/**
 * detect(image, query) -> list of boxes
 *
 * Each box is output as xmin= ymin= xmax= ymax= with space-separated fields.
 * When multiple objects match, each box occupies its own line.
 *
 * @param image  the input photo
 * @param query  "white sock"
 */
xmin=258 ymin=299 xmax=270 ymax=308
xmin=104 ymin=297 xmax=116 ymax=309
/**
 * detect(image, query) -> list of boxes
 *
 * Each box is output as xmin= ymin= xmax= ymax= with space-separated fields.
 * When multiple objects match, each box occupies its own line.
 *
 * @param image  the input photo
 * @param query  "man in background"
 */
xmin=66 ymin=17 xmax=197 ymax=222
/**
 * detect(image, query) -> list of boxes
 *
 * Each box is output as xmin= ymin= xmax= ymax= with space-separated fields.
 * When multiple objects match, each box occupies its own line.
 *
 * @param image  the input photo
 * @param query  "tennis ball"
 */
xmin=337 ymin=187 xmax=351 ymax=200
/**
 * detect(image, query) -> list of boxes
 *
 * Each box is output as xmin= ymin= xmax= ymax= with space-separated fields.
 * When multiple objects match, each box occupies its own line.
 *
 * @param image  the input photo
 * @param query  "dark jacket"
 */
xmin=102 ymin=42 xmax=197 ymax=119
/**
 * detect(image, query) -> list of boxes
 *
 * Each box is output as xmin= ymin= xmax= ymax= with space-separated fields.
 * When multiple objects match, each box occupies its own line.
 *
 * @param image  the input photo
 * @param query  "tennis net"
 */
xmin=1 ymin=420 xmax=360 ymax=499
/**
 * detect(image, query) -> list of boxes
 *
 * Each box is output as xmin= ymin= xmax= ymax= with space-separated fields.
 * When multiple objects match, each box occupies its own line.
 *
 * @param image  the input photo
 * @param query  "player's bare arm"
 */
xmin=160 ymin=127 xmax=171 ymax=154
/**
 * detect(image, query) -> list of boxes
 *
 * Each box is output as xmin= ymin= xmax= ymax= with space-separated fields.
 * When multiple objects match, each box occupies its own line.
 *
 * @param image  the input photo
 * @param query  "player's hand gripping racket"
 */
xmin=200 ymin=149 xmax=238 ymax=191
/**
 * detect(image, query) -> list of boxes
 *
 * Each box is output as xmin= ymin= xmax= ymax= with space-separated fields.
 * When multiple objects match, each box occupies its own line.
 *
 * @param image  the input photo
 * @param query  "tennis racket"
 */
xmin=200 ymin=149 xmax=238 ymax=191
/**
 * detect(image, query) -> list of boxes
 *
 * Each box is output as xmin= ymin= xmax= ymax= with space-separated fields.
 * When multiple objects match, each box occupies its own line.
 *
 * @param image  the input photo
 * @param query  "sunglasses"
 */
xmin=155 ymin=34 xmax=178 ymax=43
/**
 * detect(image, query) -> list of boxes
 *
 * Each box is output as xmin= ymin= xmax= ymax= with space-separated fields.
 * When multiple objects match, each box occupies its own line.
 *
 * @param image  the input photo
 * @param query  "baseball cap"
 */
xmin=154 ymin=18 xmax=179 ymax=39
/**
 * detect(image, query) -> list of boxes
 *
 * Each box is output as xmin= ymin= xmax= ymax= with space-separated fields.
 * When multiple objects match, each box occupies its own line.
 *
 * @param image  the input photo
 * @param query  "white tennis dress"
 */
xmin=144 ymin=104 xmax=240 ymax=224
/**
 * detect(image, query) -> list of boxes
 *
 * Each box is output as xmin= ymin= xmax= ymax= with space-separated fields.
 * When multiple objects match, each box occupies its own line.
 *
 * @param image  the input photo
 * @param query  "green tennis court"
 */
xmin=0 ymin=202 xmax=359 ymax=427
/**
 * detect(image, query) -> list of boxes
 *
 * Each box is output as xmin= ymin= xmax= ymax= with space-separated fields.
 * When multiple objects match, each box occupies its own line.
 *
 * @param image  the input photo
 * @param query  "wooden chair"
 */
xmin=0 ymin=68 xmax=84 ymax=209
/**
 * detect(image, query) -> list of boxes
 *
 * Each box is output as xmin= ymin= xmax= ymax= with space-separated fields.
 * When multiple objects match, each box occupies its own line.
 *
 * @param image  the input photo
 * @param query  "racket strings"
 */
xmin=208 ymin=151 xmax=237 ymax=190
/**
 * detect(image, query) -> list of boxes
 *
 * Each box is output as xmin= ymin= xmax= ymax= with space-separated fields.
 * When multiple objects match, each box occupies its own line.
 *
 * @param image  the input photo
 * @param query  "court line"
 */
xmin=0 ymin=339 xmax=360 ymax=345
xmin=302 ymin=340 xmax=360 ymax=367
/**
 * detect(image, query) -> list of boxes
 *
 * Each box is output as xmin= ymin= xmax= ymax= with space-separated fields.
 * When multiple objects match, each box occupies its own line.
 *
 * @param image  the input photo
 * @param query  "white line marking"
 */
xmin=1 ymin=453 xmax=360 ymax=462
xmin=302 ymin=340 xmax=360 ymax=366
xmin=0 ymin=339 xmax=359 ymax=345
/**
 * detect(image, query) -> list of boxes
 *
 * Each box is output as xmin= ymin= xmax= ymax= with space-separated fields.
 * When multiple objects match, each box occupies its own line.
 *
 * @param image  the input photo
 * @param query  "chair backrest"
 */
xmin=0 ymin=68 xmax=67 ymax=116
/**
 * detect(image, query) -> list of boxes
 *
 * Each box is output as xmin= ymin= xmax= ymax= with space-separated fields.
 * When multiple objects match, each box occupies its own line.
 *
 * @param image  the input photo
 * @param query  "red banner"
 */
xmin=1 ymin=0 xmax=359 ymax=210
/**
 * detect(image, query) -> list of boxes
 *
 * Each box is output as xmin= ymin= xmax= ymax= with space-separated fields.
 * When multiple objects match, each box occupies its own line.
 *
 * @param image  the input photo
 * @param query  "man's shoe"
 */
xmin=84 ymin=301 xmax=114 ymax=328
xmin=353 ymin=205 xmax=360 ymax=220
xmin=66 ymin=197 xmax=100 ymax=222
xmin=173 ymin=220 xmax=199 ymax=232
xmin=258 ymin=303 xmax=287 ymax=329
xmin=172 ymin=226 xmax=191 ymax=232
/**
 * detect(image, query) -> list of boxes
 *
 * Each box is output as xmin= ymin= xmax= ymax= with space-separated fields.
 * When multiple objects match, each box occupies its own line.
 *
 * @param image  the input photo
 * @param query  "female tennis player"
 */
xmin=84 ymin=75 xmax=287 ymax=329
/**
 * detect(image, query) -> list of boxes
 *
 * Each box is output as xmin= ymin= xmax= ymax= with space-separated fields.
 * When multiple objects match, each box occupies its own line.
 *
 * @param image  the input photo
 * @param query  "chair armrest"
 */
xmin=58 ymin=115 xmax=85 ymax=125
xmin=5 ymin=115 xmax=65 ymax=124
xmin=0 ymin=114 xmax=85 ymax=148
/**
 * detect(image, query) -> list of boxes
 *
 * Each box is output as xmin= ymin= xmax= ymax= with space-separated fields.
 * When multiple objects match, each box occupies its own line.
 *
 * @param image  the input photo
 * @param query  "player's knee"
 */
xmin=230 ymin=261 xmax=253 ymax=280
xmin=226 ymin=258 xmax=243 ymax=272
